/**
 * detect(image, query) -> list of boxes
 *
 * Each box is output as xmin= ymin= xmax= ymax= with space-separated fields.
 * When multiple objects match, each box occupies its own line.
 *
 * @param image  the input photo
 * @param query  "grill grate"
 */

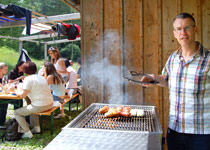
xmin=75 ymin=106 xmax=157 ymax=132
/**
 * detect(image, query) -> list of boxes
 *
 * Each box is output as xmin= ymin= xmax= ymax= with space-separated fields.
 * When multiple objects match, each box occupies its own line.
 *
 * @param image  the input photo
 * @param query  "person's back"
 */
xmin=76 ymin=58 xmax=82 ymax=86
xmin=66 ymin=66 xmax=77 ymax=89
xmin=45 ymin=62 xmax=66 ymax=118
xmin=24 ymin=74 xmax=53 ymax=106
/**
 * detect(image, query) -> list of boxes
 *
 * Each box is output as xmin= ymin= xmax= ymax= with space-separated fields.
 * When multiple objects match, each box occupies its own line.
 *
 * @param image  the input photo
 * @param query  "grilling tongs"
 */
xmin=122 ymin=71 xmax=159 ymax=84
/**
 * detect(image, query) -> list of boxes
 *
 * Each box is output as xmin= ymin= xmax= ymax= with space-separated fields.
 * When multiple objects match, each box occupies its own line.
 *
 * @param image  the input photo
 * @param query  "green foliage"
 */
xmin=60 ymin=43 xmax=81 ymax=61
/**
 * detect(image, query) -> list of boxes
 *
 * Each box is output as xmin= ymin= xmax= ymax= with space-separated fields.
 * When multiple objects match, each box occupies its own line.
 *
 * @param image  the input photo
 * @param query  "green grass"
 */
xmin=0 ymin=46 xmax=44 ymax=72
xmin=0 ymin=102 xmax=82 ymax=150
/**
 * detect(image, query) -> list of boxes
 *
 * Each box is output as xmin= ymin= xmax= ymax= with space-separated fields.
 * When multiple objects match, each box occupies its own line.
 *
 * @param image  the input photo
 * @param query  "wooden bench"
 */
xmin=62 ymin=93 xmax=79 ymax=111
xmin=33 ymin=106 xmax=59 ymax=135
xmin=33 ymin=93 xmax=79 ymax=135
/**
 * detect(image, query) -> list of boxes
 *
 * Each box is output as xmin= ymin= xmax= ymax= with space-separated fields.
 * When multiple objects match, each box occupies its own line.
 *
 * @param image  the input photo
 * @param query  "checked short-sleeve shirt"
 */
xmin=162 ymin=42 xmax=210 ymax=134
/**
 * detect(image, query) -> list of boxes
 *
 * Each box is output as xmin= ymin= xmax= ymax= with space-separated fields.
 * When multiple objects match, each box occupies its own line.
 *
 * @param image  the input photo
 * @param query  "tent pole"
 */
xmin=44 ymin=43 xmax=47 ymax=61
xmin=19 ymin=41 xmax=23 ymax=55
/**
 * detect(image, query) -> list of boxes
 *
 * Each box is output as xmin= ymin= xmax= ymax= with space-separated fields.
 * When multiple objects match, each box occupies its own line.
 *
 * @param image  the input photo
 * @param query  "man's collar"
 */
xmin=175 ymin=41 xmax=207 ymax=57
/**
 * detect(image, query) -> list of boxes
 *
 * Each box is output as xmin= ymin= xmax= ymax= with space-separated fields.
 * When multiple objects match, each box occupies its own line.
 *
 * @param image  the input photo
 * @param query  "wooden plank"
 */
xmin=157 ymin=0 xmax=163 ymax=133
xmin=46 ymin=37 xmax=81 ymax=44
xmin=0 ymin=13 xmax=80 ymax=28
xmin=182 ymin=0 xmax=201 ymax=42
xmin=33 ymin=106 xmax=59 ymax=116
xmin=19 ymin=33 xmax=60 ymax=40
xmin=161 ymin=1 xmax=178 ymax=149
xmin=143 ymin=0 xmax=159 ymax=107
xmin=201 ymin=0 xmax=210 ymax=48
xmin=0 ymin=35 xmax=42 ymax=43
xmin=139 ymin=0 xmax=144 ymax=105
xmin=103 ymin=0 xmax=123 ymax=104
xmin=81 ymin=0 xmax=104 ymax=108
xmin=123 ymin=0 xmax=141 ymax=105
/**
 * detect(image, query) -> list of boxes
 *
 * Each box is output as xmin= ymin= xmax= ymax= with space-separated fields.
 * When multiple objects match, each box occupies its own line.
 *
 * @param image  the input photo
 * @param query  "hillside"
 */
xmin=0 ymin=46 xmax=44 ymax=71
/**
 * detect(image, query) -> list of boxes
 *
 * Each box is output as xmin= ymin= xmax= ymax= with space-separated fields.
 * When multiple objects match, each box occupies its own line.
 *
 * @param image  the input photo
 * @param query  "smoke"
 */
xmin=87 ymin=57 xmax=124 ymax=104
xmin=84 ymin=30 xmax=126 ymax=104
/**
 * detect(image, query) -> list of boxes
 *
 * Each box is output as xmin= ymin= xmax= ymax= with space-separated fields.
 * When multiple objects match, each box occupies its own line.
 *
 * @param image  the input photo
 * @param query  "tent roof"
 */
xmin=0 ymin=3 xmax=80 ymax=42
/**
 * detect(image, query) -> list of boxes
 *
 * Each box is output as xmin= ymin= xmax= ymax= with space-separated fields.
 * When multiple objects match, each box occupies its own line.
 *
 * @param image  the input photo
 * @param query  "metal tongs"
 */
xmin=122 ymin=71 xmax=159 ymax=84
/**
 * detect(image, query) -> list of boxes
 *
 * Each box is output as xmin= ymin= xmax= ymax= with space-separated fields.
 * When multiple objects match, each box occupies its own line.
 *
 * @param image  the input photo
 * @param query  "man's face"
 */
xmin=173 ymin=18 xmax=197 ymax=48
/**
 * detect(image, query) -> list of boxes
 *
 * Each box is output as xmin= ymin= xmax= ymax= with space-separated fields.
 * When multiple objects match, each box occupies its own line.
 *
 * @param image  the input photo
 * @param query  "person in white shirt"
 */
xmin=15 ymin=61 xmax=53 ymax=139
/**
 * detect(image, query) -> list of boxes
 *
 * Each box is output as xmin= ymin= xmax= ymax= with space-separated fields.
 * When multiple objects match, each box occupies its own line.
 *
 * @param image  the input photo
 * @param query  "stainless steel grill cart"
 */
xmin=44 ymin=103 xmax=162 ymax=150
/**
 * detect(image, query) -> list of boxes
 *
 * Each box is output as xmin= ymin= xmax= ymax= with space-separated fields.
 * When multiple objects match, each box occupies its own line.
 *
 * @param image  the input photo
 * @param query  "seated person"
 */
xmin=8 ymin=61 xmax=25 ymax=109
xmin=63 ymin=59 xmax=78 ymax=98
xmin=15 ymin=61 xmax=53 ymax=138
xmin=45 ymin=62 xmax=66 ymax=119
xmin=8 ymin=61 xmax=25 ymax=84
xmin=0 ymin=62 xmax=8 ymax=128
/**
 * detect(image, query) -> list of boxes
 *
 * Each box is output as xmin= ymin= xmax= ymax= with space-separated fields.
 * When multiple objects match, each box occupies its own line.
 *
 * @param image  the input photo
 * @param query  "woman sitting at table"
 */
xmin=0 ymin=62 xmax=8 ymax=128
xmin=14 ymin=61 xmax=53 ymax=138
xmin=8 ymin=61 xmax=25 ymax=84
xmin=7 ymin=61 xmax=25 ymax=110
xmin=45 ymin=62 xmax=66 ymax=118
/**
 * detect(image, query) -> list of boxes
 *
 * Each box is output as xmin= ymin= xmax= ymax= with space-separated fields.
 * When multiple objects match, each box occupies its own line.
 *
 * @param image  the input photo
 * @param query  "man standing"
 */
xmin=141 ymin=13 xmax=210 ymax=150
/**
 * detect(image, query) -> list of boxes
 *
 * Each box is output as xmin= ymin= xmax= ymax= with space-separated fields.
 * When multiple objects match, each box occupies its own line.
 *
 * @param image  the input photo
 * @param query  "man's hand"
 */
xmin=140 ymin=74 xmax=156 ymax=87
xmin=141 ymin=74 xmax=168 ymax=87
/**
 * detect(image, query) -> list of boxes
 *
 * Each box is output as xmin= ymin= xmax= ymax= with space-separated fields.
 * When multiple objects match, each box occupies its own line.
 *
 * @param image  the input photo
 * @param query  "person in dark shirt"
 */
xmin=8 ymin=61 xmax=25 ymax=84
xmin=8 ymin=61 xmax=25 ymax=110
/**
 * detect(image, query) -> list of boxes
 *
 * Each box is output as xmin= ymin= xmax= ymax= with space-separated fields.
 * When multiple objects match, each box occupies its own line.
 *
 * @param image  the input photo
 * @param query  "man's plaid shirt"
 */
xmin=162 ymin=42 xmax=210 ymax=134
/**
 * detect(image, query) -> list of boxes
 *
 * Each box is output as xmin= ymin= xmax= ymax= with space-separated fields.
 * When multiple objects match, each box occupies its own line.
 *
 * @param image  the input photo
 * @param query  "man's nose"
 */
xmin=180 ymin=28 xmax=187 ymax=34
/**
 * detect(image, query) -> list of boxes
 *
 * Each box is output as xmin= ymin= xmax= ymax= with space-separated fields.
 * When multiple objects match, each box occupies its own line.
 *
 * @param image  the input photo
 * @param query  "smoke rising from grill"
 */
xmin=85 ymin=31 xmax=125 ymax=104
xmin=86 ymin=57 xmax=124 ymax=104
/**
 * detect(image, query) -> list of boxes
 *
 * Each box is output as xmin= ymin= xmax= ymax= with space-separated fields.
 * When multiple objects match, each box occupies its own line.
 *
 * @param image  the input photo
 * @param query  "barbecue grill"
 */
xmin=44 ymin=103 xmax=162 ymax=150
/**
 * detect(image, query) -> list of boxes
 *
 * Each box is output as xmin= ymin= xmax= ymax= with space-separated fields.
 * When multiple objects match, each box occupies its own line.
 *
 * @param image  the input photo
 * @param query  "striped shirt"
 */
xmin=162 ymin=42 xmax=210 ymax=134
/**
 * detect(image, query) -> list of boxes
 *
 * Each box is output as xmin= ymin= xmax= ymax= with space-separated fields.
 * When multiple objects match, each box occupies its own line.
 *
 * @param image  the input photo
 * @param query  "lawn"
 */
xmin=0 ymin=46 xmax=44 ymax=71
xmin=0 ymin=101 xmax=82 ymax=150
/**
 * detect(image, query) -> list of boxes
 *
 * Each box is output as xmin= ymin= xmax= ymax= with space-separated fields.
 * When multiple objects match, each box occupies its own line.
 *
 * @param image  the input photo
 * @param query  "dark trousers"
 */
xmin=167 ymin=128 xmax=210 ymax=150
xmin=0 ymin=99 xmax=23 ymax=126
xmin=0 ymin=103 xmax=8 ymax=126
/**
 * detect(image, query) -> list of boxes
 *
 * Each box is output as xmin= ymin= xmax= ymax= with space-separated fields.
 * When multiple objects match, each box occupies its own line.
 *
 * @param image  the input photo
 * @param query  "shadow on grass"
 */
xmin=0 ymin=103 xmax=82 ymax=150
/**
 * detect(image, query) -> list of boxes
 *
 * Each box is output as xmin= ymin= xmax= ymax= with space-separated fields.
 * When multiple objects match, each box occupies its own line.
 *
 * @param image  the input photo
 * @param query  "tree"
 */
xmin=60 ymin=43 xmax=80 ymax=61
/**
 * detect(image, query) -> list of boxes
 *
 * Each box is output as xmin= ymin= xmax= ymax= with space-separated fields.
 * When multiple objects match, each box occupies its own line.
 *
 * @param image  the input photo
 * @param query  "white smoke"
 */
xmin=84 ymin=30 xmax=127 ymax=104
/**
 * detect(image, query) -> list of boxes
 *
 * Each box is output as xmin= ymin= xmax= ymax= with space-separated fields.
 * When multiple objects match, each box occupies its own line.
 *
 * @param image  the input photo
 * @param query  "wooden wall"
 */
xmin=80 ymin=0 xmax=210 ymax=149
